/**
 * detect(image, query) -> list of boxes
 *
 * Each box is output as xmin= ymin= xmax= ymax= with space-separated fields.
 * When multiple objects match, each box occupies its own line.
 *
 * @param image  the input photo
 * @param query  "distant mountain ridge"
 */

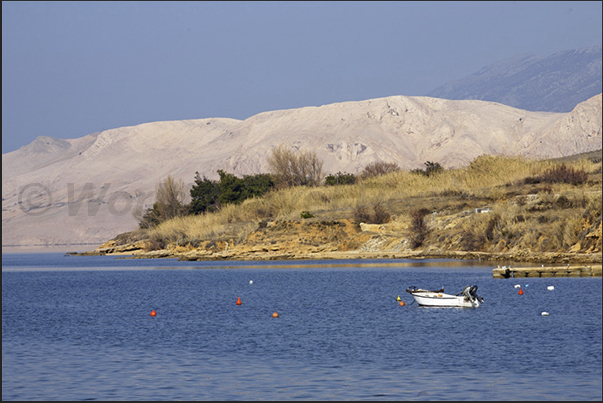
xmin=3 ymin=93 xmax=601 ymax=247
xmin=427 ymin=46 xmax=602 ymax=112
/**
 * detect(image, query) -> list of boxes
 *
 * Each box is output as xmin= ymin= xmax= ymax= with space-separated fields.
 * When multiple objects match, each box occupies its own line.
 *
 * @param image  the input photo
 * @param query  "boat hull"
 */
xmin=408 ymin=291 xmax=480 ymax=308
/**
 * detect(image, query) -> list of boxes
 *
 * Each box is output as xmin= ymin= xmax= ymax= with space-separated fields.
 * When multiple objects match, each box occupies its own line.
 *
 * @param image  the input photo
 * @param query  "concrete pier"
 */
xmin=493 ymin=264 xmax=602 ymax=278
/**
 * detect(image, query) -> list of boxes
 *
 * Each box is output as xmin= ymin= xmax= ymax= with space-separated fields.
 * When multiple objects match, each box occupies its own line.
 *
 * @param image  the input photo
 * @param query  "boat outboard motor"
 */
xmin=460 ymin=286 xmax=472 ymax=300
xmin=460 ymin=285 xmax=484 ymax=303
xmin=469 ymin=285 xmax=484 ymax=303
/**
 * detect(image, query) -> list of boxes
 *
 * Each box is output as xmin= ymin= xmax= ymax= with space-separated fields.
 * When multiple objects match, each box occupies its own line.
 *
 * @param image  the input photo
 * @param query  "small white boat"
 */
xmin=406 ymin=285 xmax=483 ymax=308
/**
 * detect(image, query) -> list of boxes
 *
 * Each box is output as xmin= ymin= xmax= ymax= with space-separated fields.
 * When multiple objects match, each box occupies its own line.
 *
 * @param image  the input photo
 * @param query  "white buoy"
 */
xmin=249 ymin=280 xmax=253 ymax=285
xmin=547 ymin=285 xmax=554 ymax=290
xmin=541 ymin=312 xmax=550 ymax=316
xmin=514 ymin=284 xmax=521 ymax=288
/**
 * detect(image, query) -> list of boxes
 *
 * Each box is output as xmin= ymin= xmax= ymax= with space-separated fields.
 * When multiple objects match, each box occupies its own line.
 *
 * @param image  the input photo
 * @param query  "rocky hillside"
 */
xmin=3 ymin=93 xmax=602 ymax=247
xmin=427 ymin=46 xmax=602 ymax=113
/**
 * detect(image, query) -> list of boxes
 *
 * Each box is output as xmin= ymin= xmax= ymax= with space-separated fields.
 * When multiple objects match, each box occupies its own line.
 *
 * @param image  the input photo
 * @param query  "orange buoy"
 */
xmin=150 ymin=309 xmax=157 ymax=317
xmin=236 ymin=297 xmax=242 ymax=305
xmin=399 ymin=301 xmax=405 ymax=306
xmin=272 ymin=312 xmax=279 ymax=318
xmin=518 ymin=288 xmax=524 ymax=295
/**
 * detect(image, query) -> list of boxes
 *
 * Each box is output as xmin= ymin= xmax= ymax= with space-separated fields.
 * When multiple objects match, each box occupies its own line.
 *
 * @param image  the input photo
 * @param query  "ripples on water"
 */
xmin=2 ymin=253 xmax=602 ymax=400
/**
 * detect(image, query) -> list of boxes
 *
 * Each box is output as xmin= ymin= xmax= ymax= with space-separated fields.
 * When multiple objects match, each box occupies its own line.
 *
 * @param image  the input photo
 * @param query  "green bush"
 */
xmin=189 ymin=170 xmax=274 ymax=215
xmin=138 ymin=203 xmax=162 ymax=229
xmin=325 ymin=171 xmax=356 ymax=186
xmin=300 ymin=211 xmax=314 ymax=219
xmin=189 ymin=172 xmax=221 ymax=215
xmin=411 ymin=161 xmax=444 ymax=177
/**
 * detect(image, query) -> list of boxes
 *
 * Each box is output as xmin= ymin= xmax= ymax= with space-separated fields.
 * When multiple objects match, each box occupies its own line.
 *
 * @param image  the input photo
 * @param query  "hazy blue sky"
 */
xmin=2 ymin=1 xmax=602 ymax=153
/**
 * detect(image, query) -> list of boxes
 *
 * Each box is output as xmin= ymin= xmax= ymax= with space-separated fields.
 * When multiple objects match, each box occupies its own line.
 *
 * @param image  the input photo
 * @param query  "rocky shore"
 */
xmin=71 ymin=217 xmax=602 ymax=266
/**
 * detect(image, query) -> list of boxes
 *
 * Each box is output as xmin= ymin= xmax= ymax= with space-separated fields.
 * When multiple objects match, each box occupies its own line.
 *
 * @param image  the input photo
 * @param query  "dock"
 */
xmin=493 ymin=264 xmax=602 ymax=278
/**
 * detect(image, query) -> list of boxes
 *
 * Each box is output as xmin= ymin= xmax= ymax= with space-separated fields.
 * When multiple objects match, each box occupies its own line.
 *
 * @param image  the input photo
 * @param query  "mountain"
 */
xmin=2 ymin=93 xmax=602 ymax=247
xmin=427 ymin=46 xmax=602 ymax=112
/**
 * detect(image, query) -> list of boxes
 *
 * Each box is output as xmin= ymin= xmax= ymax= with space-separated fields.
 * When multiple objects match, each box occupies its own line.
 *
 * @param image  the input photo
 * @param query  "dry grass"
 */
xmin=446 ymin=181 xmax=601 ymax=253
xmin=139 ymin=154 xmax=601 ymax=251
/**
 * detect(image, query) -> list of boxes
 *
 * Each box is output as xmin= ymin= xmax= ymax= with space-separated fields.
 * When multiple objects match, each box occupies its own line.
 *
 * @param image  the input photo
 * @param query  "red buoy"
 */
xmin=399 ymin=301 xmax=405 ymax=306
xmin=236 ymin=297 xmax=242 ymax=305
xmin=272 ymin=312 xmax=279 ymax=318
xmin=150 ymin=309 xmax=157 ymax=317
xmin=518 ymin=289 xmax=524 ymax=295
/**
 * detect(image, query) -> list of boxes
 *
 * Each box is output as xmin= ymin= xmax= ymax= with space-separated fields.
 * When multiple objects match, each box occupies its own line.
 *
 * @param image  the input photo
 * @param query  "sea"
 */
xmin=2 ymin=252 xmax=602 ymax=401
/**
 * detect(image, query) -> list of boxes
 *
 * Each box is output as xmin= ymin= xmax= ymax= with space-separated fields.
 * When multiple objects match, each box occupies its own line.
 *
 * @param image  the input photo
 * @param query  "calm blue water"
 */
xmin=3 ymin=253 xmax=602 ymax=401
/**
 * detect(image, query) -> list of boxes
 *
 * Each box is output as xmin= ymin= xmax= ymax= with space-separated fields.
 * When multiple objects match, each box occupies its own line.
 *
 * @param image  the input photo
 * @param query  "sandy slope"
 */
xmin=2 ymin=94 xmax=601 ymax=247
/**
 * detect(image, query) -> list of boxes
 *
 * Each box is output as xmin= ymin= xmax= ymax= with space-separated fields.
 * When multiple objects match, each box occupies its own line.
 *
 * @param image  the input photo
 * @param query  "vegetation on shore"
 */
xmin=102 ymin=149 xmax=602 ymax=263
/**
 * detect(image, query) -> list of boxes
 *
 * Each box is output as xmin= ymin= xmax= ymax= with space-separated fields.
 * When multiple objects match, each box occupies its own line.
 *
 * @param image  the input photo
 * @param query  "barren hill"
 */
xmin=2 ymin=94 xmax=602 ymax=247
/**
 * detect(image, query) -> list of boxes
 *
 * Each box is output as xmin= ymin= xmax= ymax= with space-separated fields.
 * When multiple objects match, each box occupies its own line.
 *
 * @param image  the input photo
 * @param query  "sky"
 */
xmin=2 ymin=1 xmax=602 ymax=154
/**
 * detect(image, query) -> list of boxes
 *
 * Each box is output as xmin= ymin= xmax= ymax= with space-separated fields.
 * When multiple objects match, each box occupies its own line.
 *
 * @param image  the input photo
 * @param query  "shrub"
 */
xmin=325 ymin=171 xmax=356 ymax=186
xmin=524 ymin=164 xmax=588 ymax=186
xmin=353 ymin=203 xmax=391 ymax=225
xmin=372 ymin=203 xmax=391 ymax=224
xmin=485 ymin=216 xmax=499 ymax=241
xmin=353 ymin=205 xmax=372 ymax=225
xmin=268 ymin=144 xmax=324 ymax=188
xmin=543 ymin=164 xmax=588 ymax=185
xmin=410 ymin=208 xmax=431 ymax=248
xmin=189 ymin=170 xmax=274 ymax=215
xmin=555 ymin=195 xmax=572 ymax=209
xmin=359 ymin=161 xmax=400 ymax=179
xmin=155 ymin=175 xmax=188 ymax=220
xmin=137 ymin=203 xmax=162 ymax=229
xmin=136 ymin=176 xmax=188 ymax=228
xmin=424 ymin=161 xmax=444 ymax=176
xmin=300 ymin=211 xmax=314 ymax=219
xmin=240 ymin=172 xmax=274 ymax=199
xmin=217 ymin=170 xmax=274 ymax=206
xmin=189 ymin=172 xmax=221 ymax=215
xmin=411 ymin=161 xmax=444 ymax=177
xmin=411 ymin=208 xmax=430 ymax=232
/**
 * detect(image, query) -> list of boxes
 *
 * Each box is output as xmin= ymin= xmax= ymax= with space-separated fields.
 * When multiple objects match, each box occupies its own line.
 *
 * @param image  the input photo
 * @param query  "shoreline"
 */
xmin=68 ymin=247 xmax=602 ymax=266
